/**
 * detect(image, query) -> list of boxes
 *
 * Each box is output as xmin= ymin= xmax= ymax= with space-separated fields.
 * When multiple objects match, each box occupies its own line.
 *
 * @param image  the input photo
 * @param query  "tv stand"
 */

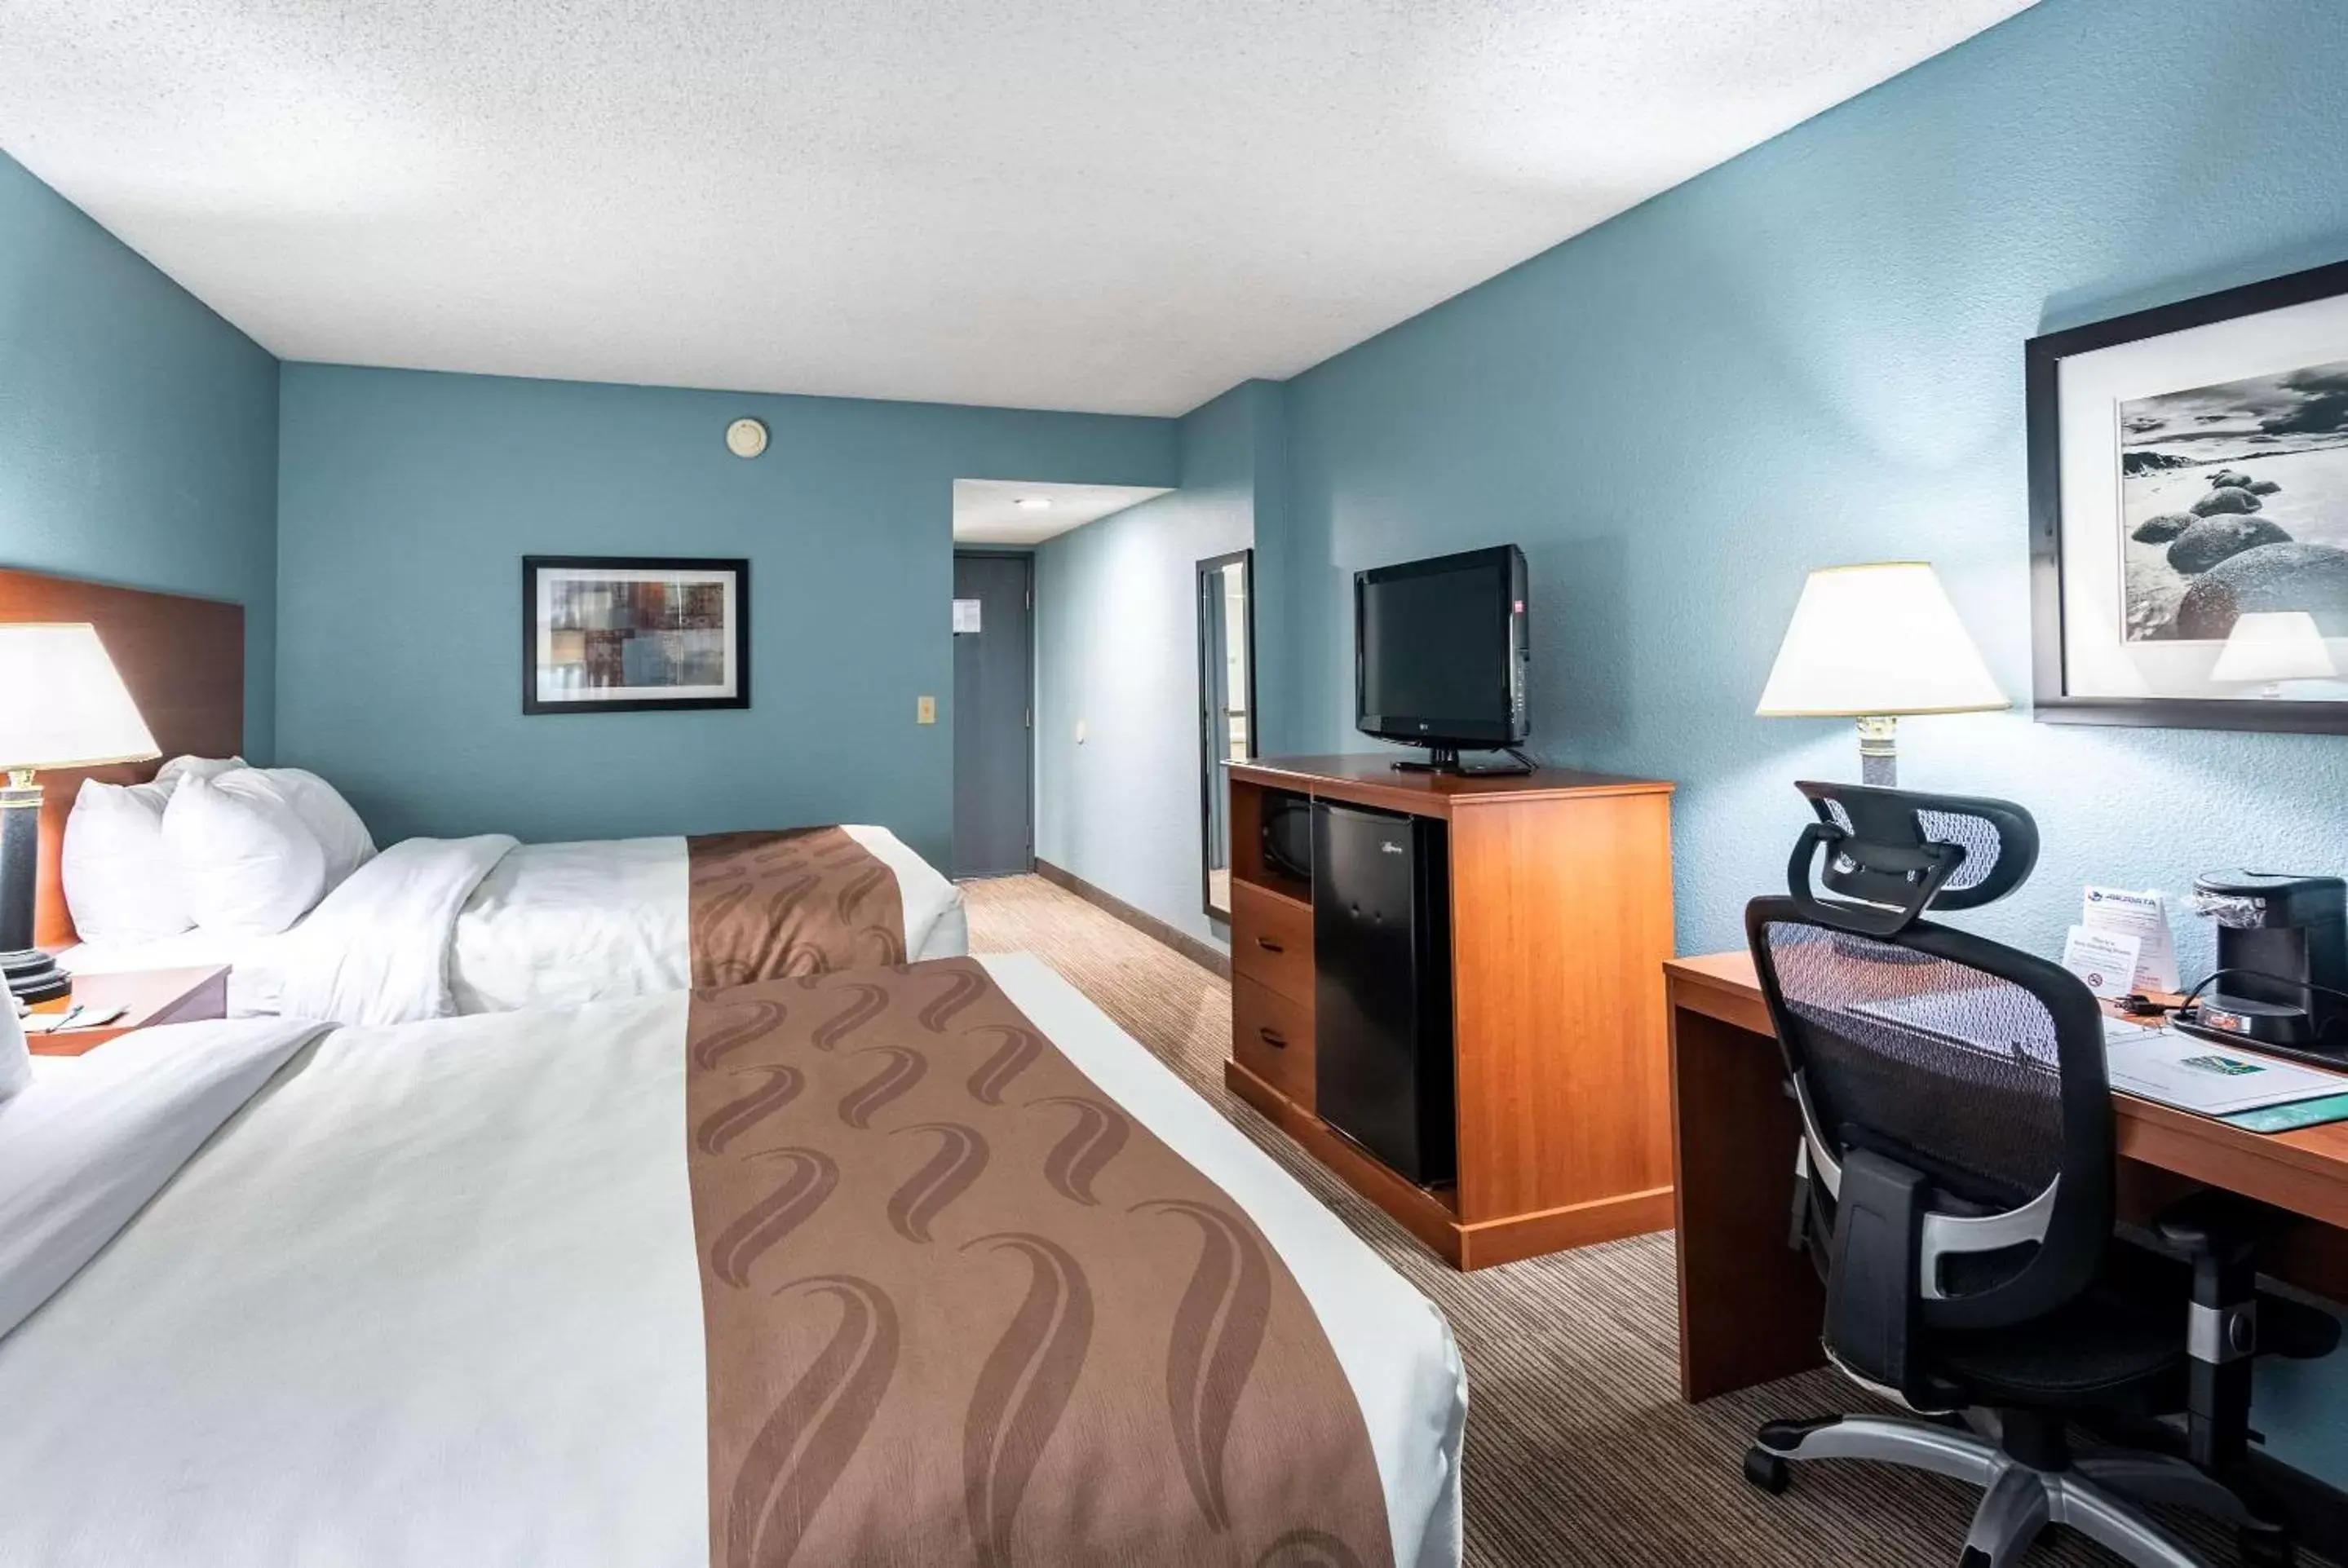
xmin=1391 ymin=746 xmax=1534 ymax=778
xmin=1224 ymin=754 xmax=1678 ymax=1270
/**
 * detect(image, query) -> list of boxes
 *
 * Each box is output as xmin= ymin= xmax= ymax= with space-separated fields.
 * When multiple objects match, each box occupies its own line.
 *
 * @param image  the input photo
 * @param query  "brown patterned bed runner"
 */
xmin=682 ymin=958 xmax=1395 ymax=1567
xmin=686 ymin=828 xmax=906 ymax=986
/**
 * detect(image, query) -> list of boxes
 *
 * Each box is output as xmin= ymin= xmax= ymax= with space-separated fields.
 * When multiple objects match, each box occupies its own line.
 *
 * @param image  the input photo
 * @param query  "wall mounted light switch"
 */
xmin=917 ymin=695 xmax=936 ymax=724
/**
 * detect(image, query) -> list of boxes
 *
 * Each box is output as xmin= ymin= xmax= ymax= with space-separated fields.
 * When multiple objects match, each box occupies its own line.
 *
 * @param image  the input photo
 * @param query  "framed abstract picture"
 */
xmin=2029 ymin=258 xmax=2348 ymax=733
xmin=521 ymin=555 xmax=750 ymax=714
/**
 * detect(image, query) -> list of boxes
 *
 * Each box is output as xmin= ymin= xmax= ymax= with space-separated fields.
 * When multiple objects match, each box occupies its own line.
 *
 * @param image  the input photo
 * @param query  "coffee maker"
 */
xmin=2173 ymin=870 xmax=2348 ymax=1065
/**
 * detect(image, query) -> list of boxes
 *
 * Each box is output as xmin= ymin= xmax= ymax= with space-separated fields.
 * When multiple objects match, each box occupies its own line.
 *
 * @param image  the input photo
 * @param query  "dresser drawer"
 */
xmin=1231 ymin=881 xmax=1313 ymax=1005
xmin=1232 ymin=972 xmax=1315 ymax=1110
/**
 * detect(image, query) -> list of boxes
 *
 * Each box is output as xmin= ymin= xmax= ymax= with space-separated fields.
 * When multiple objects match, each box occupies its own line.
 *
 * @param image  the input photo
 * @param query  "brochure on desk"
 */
xmin=1849 ymin=993 xmax=2348 ymax=1118
xmin=2099 ymin=1018 xmax=2348 ymax=1115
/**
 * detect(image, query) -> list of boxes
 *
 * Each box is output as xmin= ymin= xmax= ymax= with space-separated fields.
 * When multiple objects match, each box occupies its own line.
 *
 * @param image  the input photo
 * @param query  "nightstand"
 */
xmin=24 ymin=966 xmax=231 ymax=1056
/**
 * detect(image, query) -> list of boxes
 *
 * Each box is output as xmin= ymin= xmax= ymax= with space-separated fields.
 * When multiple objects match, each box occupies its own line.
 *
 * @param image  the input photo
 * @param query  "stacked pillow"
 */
xmin=60 ymin=758 xmax=376 ymax=944
xmin=57 ymin=774 xmax=188 ymax=943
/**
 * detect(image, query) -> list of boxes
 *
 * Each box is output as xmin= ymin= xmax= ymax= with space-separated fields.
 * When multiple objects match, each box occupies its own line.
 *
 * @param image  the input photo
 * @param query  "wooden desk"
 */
xmin=1667 ymin=950 xmax=2348 ymax=1404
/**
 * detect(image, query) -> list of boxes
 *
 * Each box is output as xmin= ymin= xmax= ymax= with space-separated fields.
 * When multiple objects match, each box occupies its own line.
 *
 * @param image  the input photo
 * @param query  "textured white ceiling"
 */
xmin=953 ymin=479 xmax=1171 ymax=545
xmin=0 ymin=0 xmax=2032 ymax=416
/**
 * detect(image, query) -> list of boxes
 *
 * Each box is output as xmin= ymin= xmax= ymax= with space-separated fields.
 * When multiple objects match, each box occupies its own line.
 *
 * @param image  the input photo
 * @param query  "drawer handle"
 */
xmin=1258 ymin=1027 xmax=1288 ymax=1049
xmin=1254 ymin=938 xmax=1285 ymax=953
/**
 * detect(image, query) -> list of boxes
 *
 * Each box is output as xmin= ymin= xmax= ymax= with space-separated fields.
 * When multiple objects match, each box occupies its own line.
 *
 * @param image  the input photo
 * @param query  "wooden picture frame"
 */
xmin=521 ymin=555 xmax=750 ymax=715
xmin=2029 ymin=258 xmax=2348 ymax=734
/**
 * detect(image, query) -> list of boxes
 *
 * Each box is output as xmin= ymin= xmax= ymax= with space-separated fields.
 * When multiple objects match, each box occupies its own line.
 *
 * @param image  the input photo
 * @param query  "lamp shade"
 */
xmin=2208 ymin=611 xmax=2337 ymax=686
xmin=0 ymin=623 xmax=161 ymax=771
xmin=1756 ymin=563 xmax=2008 ymax=718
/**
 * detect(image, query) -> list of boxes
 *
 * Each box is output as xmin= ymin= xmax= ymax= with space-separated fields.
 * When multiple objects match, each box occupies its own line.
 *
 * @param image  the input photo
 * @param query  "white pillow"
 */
xmin=156 ymin=754 xmax=247 ymax=785
xmin=162 ymin=772 xmax=328 ymax=937
xmin=248 ymin=768 xmax=374 ymax=890
xmin=61 ymin=778 xmax=196 ymax=944
xmin=0 ymin=999 xmax=27 ymax=1103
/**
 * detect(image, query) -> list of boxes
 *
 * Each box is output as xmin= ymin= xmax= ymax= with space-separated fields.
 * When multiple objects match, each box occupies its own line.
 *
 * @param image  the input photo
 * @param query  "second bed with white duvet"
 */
xmin=64 ymin=825 xmax=967 ymax=1024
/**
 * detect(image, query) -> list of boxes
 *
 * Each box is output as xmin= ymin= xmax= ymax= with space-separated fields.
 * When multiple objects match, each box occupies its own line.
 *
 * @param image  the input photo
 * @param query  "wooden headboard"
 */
xmin=0 ymin=569 xmax=244 ymax=949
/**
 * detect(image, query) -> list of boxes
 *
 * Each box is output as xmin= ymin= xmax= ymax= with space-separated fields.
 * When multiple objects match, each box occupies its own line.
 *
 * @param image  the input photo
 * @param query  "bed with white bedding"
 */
xmin=0 ymin=954 xmax=1465 ymax=1566
xmin=64 ymin=824 xmax=968 ymax=1024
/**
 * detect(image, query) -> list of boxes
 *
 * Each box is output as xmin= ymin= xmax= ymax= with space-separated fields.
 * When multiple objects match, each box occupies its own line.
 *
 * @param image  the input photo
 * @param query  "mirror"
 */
xmin=1197 ymin=549 xmax=1256 ymax=922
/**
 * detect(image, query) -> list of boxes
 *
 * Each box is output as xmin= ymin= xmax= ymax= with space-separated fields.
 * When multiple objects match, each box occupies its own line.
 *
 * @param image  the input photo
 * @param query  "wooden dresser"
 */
xmin=1225 ymin=755 xmax=1676 ymax=1270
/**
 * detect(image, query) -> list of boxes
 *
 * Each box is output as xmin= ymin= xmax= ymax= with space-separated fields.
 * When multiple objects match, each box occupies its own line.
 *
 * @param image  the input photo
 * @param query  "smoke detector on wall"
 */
xmin=725 ymin=417 xmax=768 ymax=458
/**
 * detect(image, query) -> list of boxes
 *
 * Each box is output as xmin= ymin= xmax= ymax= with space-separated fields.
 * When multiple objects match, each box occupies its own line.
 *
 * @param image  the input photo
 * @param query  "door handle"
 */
xmin=1255 ymin=937 xmax=1284 ymax=953
xmin=1258 ymin=1027 xmax=1288 ymax=1049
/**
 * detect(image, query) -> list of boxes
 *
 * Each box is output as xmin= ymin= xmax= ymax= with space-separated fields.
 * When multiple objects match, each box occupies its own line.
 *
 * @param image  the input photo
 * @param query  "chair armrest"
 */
xmin=2150 ymin=1190 xmax=2279 ymax=1476
xmin=1823 ymin=1148 xmax=1927 ymax=1403
xmin=2151 ymin=1190 xmax=2279 ymax=1265
xmin=2152 ymin=1192 xmax=2341 ymax=1359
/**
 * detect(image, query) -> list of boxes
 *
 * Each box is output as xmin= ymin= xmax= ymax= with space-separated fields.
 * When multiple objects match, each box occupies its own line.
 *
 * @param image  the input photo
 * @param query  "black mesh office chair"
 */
xmin=1741 ymin=781 xmax=2337 ymax=1568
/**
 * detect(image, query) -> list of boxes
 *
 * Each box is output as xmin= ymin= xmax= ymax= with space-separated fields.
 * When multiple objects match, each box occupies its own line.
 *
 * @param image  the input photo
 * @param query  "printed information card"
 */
xmin=2082 ymin=886 xmax=2179 ymax=993
xmin=2061 ymin=925 xmax=2142 ymax=997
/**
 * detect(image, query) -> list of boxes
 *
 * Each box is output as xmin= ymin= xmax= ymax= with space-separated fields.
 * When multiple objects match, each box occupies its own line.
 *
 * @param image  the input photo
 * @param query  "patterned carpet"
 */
xmin=964 ymin=872 xmax=2275 ymax=1568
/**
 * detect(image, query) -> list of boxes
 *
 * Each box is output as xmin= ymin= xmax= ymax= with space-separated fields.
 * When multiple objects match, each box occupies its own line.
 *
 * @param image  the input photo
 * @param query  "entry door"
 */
xmin=952 ymin=553 xmax=1034 ymax=878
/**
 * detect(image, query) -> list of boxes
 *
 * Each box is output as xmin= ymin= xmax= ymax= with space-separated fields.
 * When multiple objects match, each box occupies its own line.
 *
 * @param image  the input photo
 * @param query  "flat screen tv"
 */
xmin=1355 ymin=544 xmax=1529 ymax=773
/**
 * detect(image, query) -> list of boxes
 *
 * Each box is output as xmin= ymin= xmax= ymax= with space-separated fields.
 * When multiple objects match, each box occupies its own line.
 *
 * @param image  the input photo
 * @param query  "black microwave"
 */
xmin=1262 ymin=792 xmax=1312 ymax=883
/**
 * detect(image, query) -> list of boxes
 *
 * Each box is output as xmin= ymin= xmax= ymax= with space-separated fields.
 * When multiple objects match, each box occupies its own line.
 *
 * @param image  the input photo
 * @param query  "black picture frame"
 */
xmin=521 ymin=554 xmax=751 ymax=715
xmin=1196 ymin=548 xmax=1257 ymax=922
xmin=2028 ymin=257 xmax=2348 ymax=735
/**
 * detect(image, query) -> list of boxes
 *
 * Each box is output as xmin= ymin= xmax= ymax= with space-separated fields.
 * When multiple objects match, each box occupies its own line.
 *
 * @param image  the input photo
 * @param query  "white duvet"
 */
xmin=0 ymin=955 xmax=1466 ymax=1566
xmin=64 ymin=825 xmax=969 ymax=1026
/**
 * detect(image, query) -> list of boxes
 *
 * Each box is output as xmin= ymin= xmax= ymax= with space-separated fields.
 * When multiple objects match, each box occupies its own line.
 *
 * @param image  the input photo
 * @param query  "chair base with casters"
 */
xmin=1745 ymin=1408 xmax=2290 ymax=1568
xmin=1740 ymin=1143 xmax=2338 ymax=1566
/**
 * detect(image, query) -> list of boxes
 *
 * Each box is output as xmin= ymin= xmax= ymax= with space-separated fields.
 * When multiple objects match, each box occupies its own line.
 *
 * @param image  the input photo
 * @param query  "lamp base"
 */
xmin=2 ymin=947 xmax=70 ymax=1005
xmin=0 ymin=770 xmax=64 ymax=1002
xmin=1856 ymin=715 xmax=1898 ymax=788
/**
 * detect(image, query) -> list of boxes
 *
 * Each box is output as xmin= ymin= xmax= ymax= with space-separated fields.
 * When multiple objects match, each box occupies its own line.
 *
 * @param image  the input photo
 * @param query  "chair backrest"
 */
xmin=1746 ymin=783 xmax=2113 ymax=1347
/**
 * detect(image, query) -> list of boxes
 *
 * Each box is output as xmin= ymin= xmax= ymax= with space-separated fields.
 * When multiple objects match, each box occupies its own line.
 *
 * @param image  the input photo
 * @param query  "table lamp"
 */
xmin=0 ymin=623 xmax=161 ymax=1004
xmin=2208 ymin=611 xmax=2337 ymax=699
xmin=1756 ymin=563 xmax=2007 ymax=787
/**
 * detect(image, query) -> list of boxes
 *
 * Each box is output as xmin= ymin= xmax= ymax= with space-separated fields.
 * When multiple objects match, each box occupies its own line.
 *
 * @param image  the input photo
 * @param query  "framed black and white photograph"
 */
xmin=2030 ymin=258 xmax=2348 ymax=733
xmin=522 ymin=555 xmax=750 ymax=714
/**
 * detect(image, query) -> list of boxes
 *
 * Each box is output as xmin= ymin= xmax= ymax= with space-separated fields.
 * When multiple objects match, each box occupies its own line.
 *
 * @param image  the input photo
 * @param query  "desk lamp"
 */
xmin=1756 ymin=563 xmax=2006 ymax=786
xmin=0 ymin=624 xmax=160 ymax=1004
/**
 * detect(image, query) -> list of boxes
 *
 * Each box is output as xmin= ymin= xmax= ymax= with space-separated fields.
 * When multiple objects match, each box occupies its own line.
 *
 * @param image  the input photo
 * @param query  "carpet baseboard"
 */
xmin=1031 ymin=859 xmax=1230 ymax=980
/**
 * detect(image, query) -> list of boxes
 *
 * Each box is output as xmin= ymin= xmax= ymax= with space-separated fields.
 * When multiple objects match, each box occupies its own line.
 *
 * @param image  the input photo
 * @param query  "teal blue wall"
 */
xmin=275 ymin=364 xmax=1174 ymax=864
xmin=1280 ymin=0 xmax=2348 ymax=973
xmin=1269 ymin=0 xmax=2348 ymax=1481
xmin=1034 ymin=381 xmax=1280 ymax=946
xmin=0 ymin=152 xmax=280 ymax=754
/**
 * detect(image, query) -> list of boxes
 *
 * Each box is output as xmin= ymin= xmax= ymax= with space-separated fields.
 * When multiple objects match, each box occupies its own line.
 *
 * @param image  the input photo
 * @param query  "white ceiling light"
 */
xmin=0 ymin=1 xmax=2035 ymax=415
xmin=954 ymin=480 xmax=1170 ymax=545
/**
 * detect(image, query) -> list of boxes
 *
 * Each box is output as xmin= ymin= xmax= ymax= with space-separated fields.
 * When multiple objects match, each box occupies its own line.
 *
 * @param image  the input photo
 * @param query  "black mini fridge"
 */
xmin=1312 ymin=801 xmax=1456 ymax=1186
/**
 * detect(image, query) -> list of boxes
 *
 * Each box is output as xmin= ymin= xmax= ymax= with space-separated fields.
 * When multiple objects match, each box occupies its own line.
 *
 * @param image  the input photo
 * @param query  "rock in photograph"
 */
xmin=2119 ymin=356 xmax=2348 ymax=640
